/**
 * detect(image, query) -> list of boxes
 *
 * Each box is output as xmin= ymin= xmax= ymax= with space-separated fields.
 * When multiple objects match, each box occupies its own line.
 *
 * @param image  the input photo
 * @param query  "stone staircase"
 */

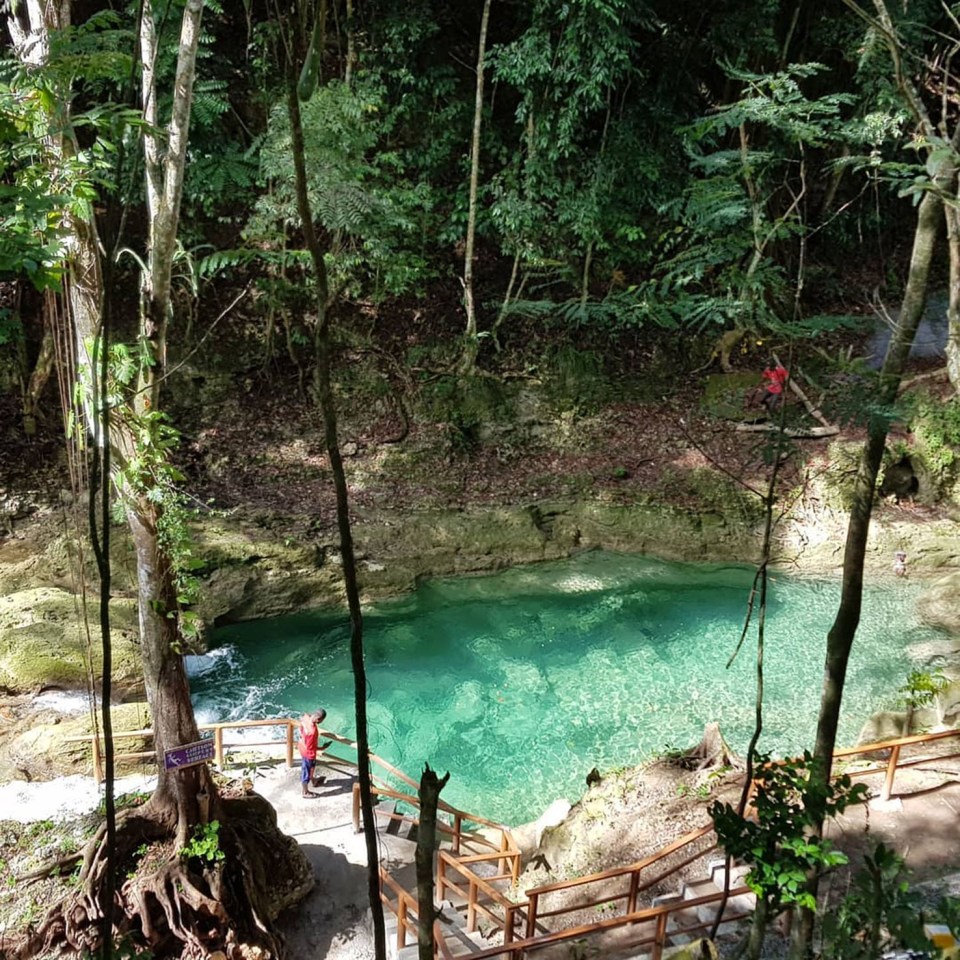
xmin=382 ymin=821 xmax=757 ymax=960
xmin=650 ymin=860 xmax=756 ymax=950
xmin=389 ymin=901 xmax=491 ymax=960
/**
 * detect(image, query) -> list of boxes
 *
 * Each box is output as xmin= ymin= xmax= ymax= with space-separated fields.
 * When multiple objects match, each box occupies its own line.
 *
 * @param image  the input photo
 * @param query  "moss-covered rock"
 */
xmin=0 ymin=587 xmax=142 ymax=695
xmin=0 ymin=514 xmax=138 ymax=600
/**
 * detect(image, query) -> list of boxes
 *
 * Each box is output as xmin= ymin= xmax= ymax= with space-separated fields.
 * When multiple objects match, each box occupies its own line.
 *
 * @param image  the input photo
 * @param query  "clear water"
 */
xmin=190 ymin=552 xmax=939 ymax=825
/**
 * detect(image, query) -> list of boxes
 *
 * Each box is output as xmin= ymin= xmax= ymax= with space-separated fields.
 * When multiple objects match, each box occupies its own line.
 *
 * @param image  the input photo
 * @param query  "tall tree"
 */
xmin=278 ymin=1 xmax=387 ymax=956
xmin=6 ymin=3 xmax=313 ymax=956
xmin=460 ymin=0 xmax=491 ymax=374
xmin=791 ymin=3 xmax=960 ymax=955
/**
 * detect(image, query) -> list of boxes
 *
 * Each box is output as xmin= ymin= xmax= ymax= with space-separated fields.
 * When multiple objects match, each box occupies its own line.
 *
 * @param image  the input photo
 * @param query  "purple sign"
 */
xmin=163 ymin=738 xmax=215 ymax=771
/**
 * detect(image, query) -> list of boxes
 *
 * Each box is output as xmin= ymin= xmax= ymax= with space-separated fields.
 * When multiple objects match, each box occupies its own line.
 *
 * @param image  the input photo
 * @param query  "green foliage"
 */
xmin=710 ymin=752 xmax=868 ymax=913
xmin=634 ymin=64 xmax=859 ymax=336
xmin=247 ymin=78 xmax=431 ymax=300
xmin=820 ymin=843 xmax=929 ymax=959
xmin=540 ymin=343 xmax=609 ymax=415
xmin=419 ymin=373 xmax=509 ymax=456
xmin=180 ymin=820 xmax=226 ymax=865
xmin=487 ymin=0 xmax=652 ymax=283
xmin=93 ymin=340 xmax=203 ymax=644
xmin=96 ymin=789 xmax=149 ymax=816
xmin=896 ymin=668 xmax=949 ymax=713
xmin=0 ymin=12 xmax=139 ymax=294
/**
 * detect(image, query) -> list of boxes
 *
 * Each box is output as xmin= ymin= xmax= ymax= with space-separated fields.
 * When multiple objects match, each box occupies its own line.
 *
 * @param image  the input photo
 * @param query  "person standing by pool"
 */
xmin=298 ymin=708 xmax=329 ymax=798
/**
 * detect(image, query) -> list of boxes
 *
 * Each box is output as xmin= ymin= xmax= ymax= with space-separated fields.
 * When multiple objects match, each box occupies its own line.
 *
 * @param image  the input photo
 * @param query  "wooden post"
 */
xmin=436 ymin=853 xmax=446 ymax=902
xmin=653 ymin=910 xmax=668 ymax=960
xmin=352 ymin=782 xmax=361 ymax=833
xmin=881 ymin=743 xmax=902 ymax=801
xmin=466 ymin=880 xmax=477 ymax=931
xmin=627 ymin=869 xmax=640 ymax=913
xmin=214 ymin=725 xmax=224 ymax=767
xmin=397 ymin=897 xmax=407 ymax=952
xmin=452 ymin=814 xmax=462 ymax=856
xmin=92 ymin=735 xmax=103 ymax=783
xmin=286 ymin=720 xmax=295 ymax=768
xmin=504 ymin=904 xmax=516 ymax=945
xmin=526 ymin=892 xmax=539 ymax=939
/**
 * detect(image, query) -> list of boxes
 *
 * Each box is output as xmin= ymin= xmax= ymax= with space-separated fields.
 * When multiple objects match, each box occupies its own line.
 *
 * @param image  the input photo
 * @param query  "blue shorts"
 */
xmin=301 ymin=758 xmax=316 ymax=784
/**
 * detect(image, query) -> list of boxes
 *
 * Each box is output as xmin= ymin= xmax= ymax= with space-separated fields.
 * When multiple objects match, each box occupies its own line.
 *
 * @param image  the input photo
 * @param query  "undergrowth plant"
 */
xmin=710 ymin=752 xmax=868 ymax=960
xmin=180 ymin=820 xmax=225 ymax=865
xmin=820 ymin=843 xmax=932 ymax=959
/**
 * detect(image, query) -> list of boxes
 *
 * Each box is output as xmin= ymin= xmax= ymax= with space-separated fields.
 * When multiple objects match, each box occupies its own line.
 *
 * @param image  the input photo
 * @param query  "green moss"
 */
xmin=0 ymin=588 xmax=141 ymax=694
xmin=656 ymin=467 xmax=765 ymax=527
xmin=819 ymin=440 xmax=863 ymax=511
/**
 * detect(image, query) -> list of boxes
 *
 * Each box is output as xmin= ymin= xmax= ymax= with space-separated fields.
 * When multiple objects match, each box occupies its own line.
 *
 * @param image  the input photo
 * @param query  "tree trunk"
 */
xmin=945 ymin=181 xmax=960 ymax=391
xmin=460 ymin=0 xmax=491 ymax=375
xmin=127 ymin=502 xmax=213 ymax=841
xmin=789 ymin=175 xmax=948 ymax=960
xmin=284 ymin=41 xmax=387 ymax=958
xmin=416 ymin=764 xmax=450 ymax=960
xmin=344 ymin=0 xmax=355 ymax=87
xmin=139 ymin=0 xmax=205 ymax=411
xmin=746 ymin=897 xmax=769 ymax=960
xmin=22 ymin=298 xmax=55 ymax=436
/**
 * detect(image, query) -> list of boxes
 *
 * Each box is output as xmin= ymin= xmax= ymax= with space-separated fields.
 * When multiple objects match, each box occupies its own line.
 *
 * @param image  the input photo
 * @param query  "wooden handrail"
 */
xmin=436 ymin=883 xmax=754 ymax=960
xmin=833 ymin=726 xmax=960 ymax=757
xmin=525 ymin=822 xmax=714 ymax=898
xmin=436 ymin=850 xmax=525 ymax=942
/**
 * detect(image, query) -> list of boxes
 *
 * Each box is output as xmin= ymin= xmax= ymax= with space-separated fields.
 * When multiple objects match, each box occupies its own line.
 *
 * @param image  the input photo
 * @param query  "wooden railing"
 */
xmin=67 ymin=716 xmax=960 ymax=957
xmin=422 ymin=883 xmax=755 ymax=960
xmin=65 ymin=717 xmax=303 ymax=782
xmin=381 ymin=724 xmax=960 ymax=958
xmin=523 ymin=823 xmax=716 ymax=938
xmin=436 ymin=849 xmax=527 ymax=945
xmin=833 ymin=726 xmax=960 ymax=801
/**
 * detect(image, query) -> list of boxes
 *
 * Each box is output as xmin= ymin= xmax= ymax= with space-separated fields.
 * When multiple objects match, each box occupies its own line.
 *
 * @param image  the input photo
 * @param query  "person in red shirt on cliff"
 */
xmin=761 ymin=364 xmax=789 ymax=413
xmin=298 ymin=708 xmax=331 ymax=798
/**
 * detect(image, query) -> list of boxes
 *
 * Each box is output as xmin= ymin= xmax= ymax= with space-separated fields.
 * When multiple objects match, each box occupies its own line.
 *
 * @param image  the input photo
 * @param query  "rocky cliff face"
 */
xmin=3 ymin=472 xmax=960 ymax=698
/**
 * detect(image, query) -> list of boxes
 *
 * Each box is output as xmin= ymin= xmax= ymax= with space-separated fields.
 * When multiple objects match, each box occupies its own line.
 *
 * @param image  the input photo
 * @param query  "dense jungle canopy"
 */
xmin=4 ymin=1 xmax=960 ymax=959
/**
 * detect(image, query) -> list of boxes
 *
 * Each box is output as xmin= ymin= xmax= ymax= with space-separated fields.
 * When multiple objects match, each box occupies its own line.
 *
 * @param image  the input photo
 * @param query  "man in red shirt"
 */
xmin=298 ymin=708 xmax=330 ymax=798
xmin=761 ymin=364 xmax=789 ymax=413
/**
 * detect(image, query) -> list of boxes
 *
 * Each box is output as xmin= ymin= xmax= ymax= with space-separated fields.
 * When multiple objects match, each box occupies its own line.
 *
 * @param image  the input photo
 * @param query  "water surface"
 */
xmin=191 ymin=552 xmax=938 ymax=824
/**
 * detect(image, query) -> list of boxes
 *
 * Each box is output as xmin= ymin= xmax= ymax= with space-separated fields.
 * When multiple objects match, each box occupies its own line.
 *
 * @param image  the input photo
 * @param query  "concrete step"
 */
xmin=652 ymin=892 xmax=699 ymax=933
xmin=388 ymin=901 xmax=492 ymax=960
xmin=682 ymin=876 xmax=756 ymax=926
xmin=708 ymin=858 xmax=751 ymax=890
xmin=375 ymin=800 xmax=420 ymax=842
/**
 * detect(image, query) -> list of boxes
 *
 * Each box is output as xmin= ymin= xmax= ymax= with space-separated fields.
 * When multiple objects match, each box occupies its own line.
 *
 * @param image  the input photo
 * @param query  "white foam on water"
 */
xmin=185 ymin=644 xmax=241 ymax=678
xmin=31 ymin=690 xmax=92 ymax=715
xmin=0 ymin=773 xmax=158 ymax=824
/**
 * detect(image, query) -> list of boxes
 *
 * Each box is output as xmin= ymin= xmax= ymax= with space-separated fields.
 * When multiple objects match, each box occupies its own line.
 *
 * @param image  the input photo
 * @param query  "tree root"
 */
xmin=8 ymin=787 xmax=313 ymax=959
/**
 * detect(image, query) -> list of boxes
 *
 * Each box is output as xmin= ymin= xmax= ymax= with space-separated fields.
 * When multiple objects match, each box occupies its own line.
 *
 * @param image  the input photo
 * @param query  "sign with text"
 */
xmin=163 ymin=738 xmax=215 ymax=771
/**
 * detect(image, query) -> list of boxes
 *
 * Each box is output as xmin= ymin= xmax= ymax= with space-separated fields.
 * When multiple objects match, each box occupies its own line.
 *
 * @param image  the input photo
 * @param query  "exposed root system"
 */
xmin=9 ymin=789 xmax=313 ymax=959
